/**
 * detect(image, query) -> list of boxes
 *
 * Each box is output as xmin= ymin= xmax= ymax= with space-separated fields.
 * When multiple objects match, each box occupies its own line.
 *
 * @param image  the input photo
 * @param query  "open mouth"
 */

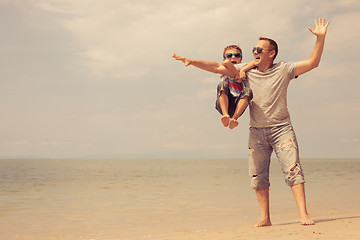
xmin=254 ymin=56 xmax=261 ymax=65
xmin=231 ymin=60 xmax=238 ymax=64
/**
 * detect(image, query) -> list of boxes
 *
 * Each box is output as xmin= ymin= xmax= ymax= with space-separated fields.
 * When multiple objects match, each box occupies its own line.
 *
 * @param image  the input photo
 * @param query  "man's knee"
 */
xmin=285 ymin=162 xmax=305 ymax=187
xmin=250 ymin=173 xmax=270 ymax=190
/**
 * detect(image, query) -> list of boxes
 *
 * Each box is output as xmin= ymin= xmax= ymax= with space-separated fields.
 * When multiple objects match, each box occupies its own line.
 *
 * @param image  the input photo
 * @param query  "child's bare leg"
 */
xmin=229 ymin=119 xmax=239 ymax=129
xmin=229 ymin=96 xmax=248 ymax=129
xmin=219 ymin=91 xmax=230 ymax=127
xmin=221 ymin=115 xmax=230 ymax=127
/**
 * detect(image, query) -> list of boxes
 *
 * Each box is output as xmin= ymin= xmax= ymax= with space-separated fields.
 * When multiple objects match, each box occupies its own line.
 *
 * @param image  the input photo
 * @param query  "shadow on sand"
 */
xmin=273 ymin=215 xmax=360 ymax=226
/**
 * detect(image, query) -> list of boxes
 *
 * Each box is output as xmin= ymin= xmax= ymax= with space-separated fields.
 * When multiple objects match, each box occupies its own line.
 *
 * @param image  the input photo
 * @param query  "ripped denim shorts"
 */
xmin=248 ymin=123 xmax=305 ymax=190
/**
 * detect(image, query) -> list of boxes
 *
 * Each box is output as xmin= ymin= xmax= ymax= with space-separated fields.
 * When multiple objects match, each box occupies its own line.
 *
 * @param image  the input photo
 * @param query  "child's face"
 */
xmin=223 ymin=48 xmax=242 ymax=64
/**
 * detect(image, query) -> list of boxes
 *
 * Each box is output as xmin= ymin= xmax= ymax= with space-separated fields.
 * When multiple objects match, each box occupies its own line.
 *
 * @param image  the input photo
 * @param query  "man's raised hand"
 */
xmin=308 ymin=18 xmax=329 ymax=37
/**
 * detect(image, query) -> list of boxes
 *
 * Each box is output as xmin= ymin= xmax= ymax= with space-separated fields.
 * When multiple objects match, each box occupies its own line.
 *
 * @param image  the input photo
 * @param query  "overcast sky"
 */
xmin=0 ymin=0 xmax=359 ymax=159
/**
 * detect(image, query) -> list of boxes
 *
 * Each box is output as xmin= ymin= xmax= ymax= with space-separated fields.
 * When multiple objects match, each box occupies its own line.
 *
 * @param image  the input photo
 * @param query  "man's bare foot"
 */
xmin=221 ymin=115 xmax=230 ymax=127
xmin=253 ymin=218 xmax=272 ymax=228
xmin=301 ymin=215 xmax=315 ymax=226
xmin=229 ymin=118 xmax=239 ymax=129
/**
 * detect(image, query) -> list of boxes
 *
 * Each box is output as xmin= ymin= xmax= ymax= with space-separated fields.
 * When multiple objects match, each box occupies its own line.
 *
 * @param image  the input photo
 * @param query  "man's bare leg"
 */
xmin=291 ymin=183 xmax=315 ymax=225
xmin=229 ymin=97 xmax=248 ymax=129
xmin=219 ymin=91 xmax=230 ymax=127
xmin=254 ymin=188 xmax=272 ymax=227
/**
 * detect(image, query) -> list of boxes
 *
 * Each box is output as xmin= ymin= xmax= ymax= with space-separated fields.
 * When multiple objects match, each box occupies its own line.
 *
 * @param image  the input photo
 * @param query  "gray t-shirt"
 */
xmin=236 ymin=61 xmax=297 ymax=127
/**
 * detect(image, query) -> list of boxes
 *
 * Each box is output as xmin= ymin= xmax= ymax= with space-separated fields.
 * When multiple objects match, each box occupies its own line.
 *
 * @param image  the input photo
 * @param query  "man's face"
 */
xmin=223 ymin=48 xmax=242 ymax=64
xmin=253 ymin=40 xmax=273 ymax=66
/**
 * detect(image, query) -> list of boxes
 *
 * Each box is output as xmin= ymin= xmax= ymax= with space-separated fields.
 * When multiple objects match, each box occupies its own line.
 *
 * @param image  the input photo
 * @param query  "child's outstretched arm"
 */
xmin=172 ymin=53 xmax=237 ymax=78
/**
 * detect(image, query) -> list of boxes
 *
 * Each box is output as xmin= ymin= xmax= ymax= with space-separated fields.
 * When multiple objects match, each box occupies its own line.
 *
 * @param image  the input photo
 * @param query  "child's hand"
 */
xmin=222 ymin=58 xmax=232 ymax=66
xmin=172 ymin=53 xmax=192 ymax=66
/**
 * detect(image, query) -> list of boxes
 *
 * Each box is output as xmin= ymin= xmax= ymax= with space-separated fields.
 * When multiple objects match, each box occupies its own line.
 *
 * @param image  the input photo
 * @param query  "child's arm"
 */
xmin=222 ymin=58 xmax=240 ymax=78
xmin=172 ymin=53 xmax=237 ymax=78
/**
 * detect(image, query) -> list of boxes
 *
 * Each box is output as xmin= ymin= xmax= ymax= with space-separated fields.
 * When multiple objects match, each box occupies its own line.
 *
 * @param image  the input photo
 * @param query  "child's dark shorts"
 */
xmin=215 ymin=81 xmax=253 ymax=117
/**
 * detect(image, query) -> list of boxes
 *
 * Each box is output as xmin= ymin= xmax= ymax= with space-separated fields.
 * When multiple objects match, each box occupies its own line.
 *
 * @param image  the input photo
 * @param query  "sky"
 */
xmin=0 ymin=0 xmax=359 ymax=159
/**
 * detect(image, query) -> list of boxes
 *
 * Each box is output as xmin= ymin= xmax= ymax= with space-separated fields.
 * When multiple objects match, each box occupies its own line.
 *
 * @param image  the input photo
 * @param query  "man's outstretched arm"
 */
xmin=222 ymin=59 xmax=256 ymax=82
xmin=295 ymin=18 xmax=330 ymax=76
xmin=172 ymin=54 xmax=237 ymax=78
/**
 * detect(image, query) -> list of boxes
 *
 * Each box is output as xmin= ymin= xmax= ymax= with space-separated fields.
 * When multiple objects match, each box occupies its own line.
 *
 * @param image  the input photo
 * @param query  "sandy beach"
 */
xmin=157 ymin=214 xmax=360 ymax=240
xmin=1 ymin=158 xmax=359 ymax=240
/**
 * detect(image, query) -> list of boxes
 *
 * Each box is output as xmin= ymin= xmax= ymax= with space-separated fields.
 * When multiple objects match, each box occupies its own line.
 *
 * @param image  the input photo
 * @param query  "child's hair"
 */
xmin=259 ymin=37 xmax=278 ymax=60
xmin=223 ymin=45 xmax=242 ymax=58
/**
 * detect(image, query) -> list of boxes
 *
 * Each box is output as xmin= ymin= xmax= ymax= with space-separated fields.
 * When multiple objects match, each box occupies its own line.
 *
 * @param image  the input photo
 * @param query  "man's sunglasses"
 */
xmin=252 ymin=47 xmax=271 ymax=54
xmin=224 ymin=53 xmax=242 ymax=59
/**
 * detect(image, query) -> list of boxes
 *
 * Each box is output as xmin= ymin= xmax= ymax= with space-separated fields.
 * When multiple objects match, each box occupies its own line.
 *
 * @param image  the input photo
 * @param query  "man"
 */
xmin=237 ymin=18 xmax=329 ymax=227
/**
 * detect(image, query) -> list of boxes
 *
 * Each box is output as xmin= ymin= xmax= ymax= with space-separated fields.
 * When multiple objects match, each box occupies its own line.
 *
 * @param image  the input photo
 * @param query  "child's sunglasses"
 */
xmin=224 ymin=53 xmax=242 ymax=59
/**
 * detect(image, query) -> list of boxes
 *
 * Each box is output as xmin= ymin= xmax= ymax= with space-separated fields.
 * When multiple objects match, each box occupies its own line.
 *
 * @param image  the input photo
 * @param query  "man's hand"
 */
xmin=308 ymin=18 xmax=329 ymax=38
xmin=172 ymin=53 xmax=192 ymax=66
xmin=238 ymin=69 xmax=247 ymax=82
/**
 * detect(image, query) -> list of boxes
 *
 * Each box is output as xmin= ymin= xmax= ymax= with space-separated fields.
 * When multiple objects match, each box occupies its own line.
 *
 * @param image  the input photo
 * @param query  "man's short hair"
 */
xmin=259 ymin=37 xmax=278 ymax=60
xmin=223 ymin=45 xmax=242 ymax=58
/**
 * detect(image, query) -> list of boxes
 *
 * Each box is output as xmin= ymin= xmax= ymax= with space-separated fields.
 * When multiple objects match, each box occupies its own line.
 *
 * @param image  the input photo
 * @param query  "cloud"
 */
xmin=10 ymin=0 xmax=358 ymax=80
xmin=24 ymin=0 xmax=228 ymax=78
xmin=18 ymin=0 xmax=306 ymax=80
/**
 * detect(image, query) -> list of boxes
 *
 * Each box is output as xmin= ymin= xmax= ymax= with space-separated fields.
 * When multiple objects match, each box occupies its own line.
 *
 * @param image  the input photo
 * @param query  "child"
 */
xmin=172 ymin=45 xmax=254 ymax=129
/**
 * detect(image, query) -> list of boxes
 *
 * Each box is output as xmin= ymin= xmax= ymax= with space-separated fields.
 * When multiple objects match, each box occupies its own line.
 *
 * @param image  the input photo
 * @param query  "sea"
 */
xmin=0 ymin=158 xmax=359 ymax=240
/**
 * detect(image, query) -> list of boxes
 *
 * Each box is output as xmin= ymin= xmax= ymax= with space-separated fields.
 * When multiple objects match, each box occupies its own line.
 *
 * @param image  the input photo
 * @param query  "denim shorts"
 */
xmin=248 ymin=123 xmax=305 ymax=190
xmin=215 ymin=81 xmax=253 ymax=117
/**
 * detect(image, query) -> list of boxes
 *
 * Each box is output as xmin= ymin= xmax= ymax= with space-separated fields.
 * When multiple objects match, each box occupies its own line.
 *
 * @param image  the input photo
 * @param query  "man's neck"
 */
xmin=257 ymin=61 xmax=274 ymax=72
